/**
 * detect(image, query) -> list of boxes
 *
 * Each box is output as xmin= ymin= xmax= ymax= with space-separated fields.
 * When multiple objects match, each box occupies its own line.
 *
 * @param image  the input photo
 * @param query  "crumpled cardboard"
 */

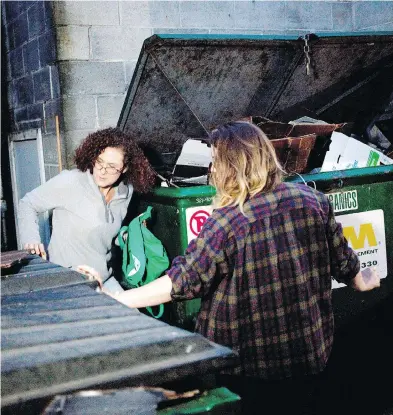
xmin=252 ymin=117 xmax=345 ymax=173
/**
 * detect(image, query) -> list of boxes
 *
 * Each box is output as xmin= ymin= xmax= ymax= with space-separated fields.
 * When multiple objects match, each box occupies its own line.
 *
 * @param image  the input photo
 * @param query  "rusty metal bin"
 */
xmin=118 ymin=33 xmax=393 ymax=330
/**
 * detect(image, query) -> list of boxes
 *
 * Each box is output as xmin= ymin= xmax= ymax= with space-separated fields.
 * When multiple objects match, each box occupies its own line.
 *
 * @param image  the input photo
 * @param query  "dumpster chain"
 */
xmin=302 ymin=34 xmax=311 ymax=76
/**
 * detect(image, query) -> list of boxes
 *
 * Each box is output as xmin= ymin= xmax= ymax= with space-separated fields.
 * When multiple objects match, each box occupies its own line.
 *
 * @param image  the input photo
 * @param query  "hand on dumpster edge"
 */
xmin=76 ymin=265 xmax=132 ymax=303
xmin=24 ymin=243 xmax=47 ymax=260
xmin=351 ymin=267 xmax=380 ymax=292
xmin=112 ymin=275 xmax=173 ymax=308
xmin=75 ymin=269 xmax=172 ymax=309
xmin=77 ymin=265 xmax=103 ymax=289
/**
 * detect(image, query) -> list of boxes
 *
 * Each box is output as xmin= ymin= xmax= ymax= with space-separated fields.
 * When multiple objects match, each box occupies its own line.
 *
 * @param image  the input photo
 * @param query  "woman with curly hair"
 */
xmin=18 ymin=127 xmax=155 ymax=290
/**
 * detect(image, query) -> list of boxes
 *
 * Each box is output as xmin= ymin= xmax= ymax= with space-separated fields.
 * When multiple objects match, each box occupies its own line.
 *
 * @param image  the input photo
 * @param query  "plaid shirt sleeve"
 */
xmin=325 ymin=198 xmax=360 ymax=284
xmin=167 ymin=214 xmax=231 ymax=301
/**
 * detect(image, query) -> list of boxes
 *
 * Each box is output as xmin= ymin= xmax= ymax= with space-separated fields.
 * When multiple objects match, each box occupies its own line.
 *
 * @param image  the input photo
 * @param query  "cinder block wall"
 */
xmin=1 ymin=1 xmax=64 ymax=179
xmin=3 ymin=1 xmax=393 ymax=173
xmin=54 ymin=0 xmax=393 ymax=168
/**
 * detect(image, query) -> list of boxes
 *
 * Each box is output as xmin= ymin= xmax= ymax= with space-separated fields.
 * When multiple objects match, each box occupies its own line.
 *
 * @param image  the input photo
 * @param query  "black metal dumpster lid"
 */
xmin=1 ymin=257 xmax=238 ymax=409
xmin=118 ymin=33 xmax=393 ymax=158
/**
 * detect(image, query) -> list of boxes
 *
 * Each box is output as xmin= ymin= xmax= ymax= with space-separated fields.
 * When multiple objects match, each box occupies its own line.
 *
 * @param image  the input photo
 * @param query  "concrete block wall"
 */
xmin=3 ymin=1 xmax=393 ymax=169
xmin=2 ymin=1 xmax=64 ymax=180
xmin=53 ymin=0 xmax=393 ymax=166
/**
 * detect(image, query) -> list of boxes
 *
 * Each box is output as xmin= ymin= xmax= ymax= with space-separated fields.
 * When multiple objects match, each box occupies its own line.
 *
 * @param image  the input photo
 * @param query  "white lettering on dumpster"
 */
xmin=333 ymin=210 xmax=387 ymax=289
xmin=327 ymin=190 xmax=358 ymax=213
xmin=186 ymin=206 xmax=213 ymax=244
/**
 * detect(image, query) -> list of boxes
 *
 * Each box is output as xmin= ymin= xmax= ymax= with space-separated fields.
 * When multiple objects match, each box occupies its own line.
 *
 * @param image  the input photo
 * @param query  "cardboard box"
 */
xmin=321 ymin=132 xmax=393 ymax=172
xmin=270 ymin=134 xmax=317 ymax=174
xmin=253 ymin=118 xmax=345 ymax=174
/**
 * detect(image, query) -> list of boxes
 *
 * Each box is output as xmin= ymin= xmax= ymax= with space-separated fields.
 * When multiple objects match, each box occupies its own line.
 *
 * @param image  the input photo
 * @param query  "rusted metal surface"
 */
xmin=1 ymin=250 xmax=29 ymax=269
xmin=118 ymin=34 xmax=393 ymax=171
xmin=1 ymin=257 xmax=238 ymax=410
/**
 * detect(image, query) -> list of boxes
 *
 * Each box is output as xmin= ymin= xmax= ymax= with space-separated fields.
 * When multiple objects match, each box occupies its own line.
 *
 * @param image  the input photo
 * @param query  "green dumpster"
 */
xmin=118 ymin=33 xmax=393 ymax=330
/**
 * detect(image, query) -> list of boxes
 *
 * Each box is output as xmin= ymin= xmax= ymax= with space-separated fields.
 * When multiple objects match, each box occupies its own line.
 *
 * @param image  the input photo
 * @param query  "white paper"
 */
xmin=332 ymin=210 xmax=387 ymax=289
xmin=321 ymin=132 xmax=393 ymax=172
xmin=175 ymin=139 xmax=212 ymax=169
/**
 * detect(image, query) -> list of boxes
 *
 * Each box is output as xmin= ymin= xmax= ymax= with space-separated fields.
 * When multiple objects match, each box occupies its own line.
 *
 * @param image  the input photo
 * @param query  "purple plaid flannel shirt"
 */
xmin=167 ymin=182 xmax=360 ymax=380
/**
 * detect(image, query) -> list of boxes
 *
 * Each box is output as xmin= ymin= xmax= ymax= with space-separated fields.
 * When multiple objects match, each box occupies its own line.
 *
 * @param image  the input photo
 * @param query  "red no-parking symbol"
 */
xmin=190 ymin=210 xmax=211 ymax=236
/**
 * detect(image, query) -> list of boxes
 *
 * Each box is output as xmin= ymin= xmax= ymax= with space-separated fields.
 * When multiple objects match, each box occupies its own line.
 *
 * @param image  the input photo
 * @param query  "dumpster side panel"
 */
xmin=138 ymin=190 xmax=214 ymax=328
xmin=143 ymin=169 xmax=392 ymax=330
xmin=335 ymin=181 xmax=392 ymax=275
xmin=329 ymin=180 xmax=393 ymax=328
xmin=138 ymin=200 xmax=183 ymax=261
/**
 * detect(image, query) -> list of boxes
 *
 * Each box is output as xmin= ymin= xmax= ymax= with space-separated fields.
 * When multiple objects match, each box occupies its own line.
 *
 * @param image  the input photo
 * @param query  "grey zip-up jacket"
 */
xmin=18 ymin=169 xmax=133 ymax=281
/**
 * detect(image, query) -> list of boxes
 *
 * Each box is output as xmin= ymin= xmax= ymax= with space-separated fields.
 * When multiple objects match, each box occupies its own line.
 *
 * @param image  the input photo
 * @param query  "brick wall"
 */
xmin=2 ymin=1 xmax=64 ymax=179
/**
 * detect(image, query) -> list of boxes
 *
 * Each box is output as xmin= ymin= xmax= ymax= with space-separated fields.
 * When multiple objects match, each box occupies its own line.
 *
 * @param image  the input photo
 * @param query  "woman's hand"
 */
xmin=24 ymin=243 xmax=47 ymax=260
xmin=351 ymin=267 xmax=380 ymax=292
xmin=76 ymin=266 xmax=123 ymax=301
xmin=77 ymin=265 xmax=103 ymax=289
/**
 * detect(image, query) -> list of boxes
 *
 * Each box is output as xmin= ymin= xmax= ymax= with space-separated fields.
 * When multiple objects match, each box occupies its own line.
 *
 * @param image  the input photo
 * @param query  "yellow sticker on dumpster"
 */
xmin=333 ymin=209 xmax=387 ymax=289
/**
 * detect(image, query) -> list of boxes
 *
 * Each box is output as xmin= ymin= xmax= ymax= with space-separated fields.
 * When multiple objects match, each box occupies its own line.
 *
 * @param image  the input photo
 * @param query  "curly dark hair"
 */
xmin=74 ymin=128 xmax=155 ymax=193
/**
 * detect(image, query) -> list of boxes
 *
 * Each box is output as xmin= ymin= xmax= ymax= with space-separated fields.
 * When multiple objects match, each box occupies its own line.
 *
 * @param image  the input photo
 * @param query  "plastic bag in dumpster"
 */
xmin=321 ymin=131 xmax=393 ymax=172
xmin=154 ymin=139 xmax=212 ymax=187
xmin=171 ymin=139 xmax=211 ymax=186
xmin=250 ymin=116 xmax=346 ymax=174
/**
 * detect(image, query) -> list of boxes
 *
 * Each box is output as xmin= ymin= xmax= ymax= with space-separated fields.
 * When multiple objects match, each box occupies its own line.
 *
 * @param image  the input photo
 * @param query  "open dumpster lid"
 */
xmin=118 ymin=33 xmax=393 ymax=162
xmin=1 ymin=257 xmax=237 ymax=409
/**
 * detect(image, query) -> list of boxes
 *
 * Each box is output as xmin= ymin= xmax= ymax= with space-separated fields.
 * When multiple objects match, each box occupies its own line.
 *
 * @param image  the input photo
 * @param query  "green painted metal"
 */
xmin=157 ymin=387 xmax=241 ymax=414
xmin=149 ymin=185 xmax=216 ymax=200
xmin=158 ymin=32 xmax=393 ymax=41
xmin=331 ymin=181 xmax=393 ymax=276
xmin=142 ymin=166 xmax=393 ymax=329
xmin=139 ymin=189 xmax=215 ymax=329
xmin=288 ymin=166 xmax=393 ymax=281
xmin=124 ymin=31 xmax=393 ymax=329
xmin=158 ymin=33 xmax=301 ymax=41
xmin=286 ymin=165 xmax=393 ymax=187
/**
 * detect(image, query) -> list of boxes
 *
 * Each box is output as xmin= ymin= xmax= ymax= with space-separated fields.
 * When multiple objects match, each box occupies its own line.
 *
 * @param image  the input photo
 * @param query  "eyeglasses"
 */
xmin=95 ymin=159 xmax=123 ymax=175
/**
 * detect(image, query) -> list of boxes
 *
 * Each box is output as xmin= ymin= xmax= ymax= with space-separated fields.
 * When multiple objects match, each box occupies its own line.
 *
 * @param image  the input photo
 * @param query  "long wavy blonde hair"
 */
xmin=210 ymin=121 xmax=283 ymax=214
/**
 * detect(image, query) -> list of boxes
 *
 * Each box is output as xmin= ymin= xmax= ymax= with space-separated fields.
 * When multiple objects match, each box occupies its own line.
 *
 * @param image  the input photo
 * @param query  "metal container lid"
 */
xmin=118 ymin=33 xmax=393 ymax=164
xmin=1 ymin=257 xmax=238 ymax=409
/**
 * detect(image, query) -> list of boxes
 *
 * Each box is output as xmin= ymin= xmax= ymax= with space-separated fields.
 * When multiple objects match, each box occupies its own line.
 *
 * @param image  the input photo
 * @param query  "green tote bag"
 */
xmin=117 ymin=206 xmax=170 ymax=318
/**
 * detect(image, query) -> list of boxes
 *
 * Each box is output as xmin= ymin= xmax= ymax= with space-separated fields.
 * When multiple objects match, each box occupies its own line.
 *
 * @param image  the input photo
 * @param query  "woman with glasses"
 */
xmin=18 ymin=127 xmax=154 ymax=291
